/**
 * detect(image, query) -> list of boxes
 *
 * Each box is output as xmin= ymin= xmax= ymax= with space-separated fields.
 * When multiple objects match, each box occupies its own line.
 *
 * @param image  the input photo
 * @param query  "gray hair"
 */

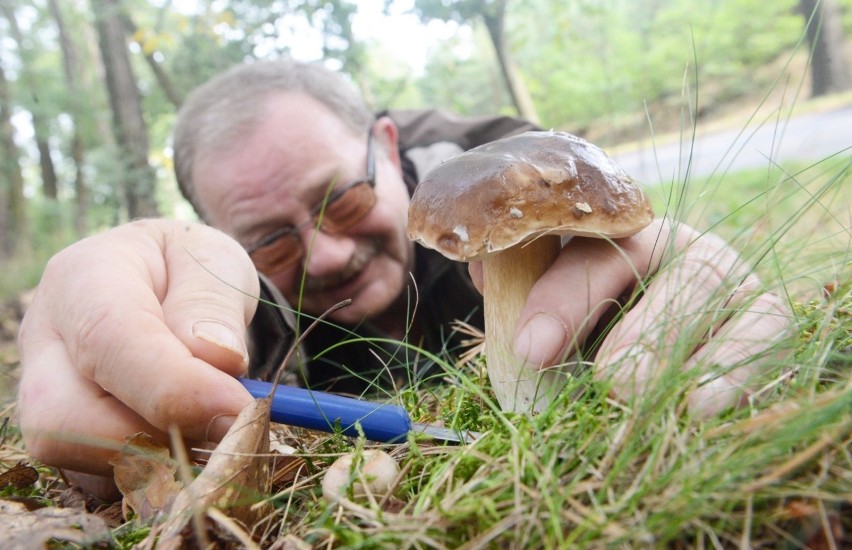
xmin=173 ymin=58 xmax=374 ymax=217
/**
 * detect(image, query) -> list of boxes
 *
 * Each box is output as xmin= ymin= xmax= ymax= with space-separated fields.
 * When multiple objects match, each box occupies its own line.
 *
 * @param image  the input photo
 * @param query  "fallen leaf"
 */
xmin=271 ymin=453 xmax=306 ymax=489
xmin=149 ymin=302 xmax=346 ymax=547
xmin=0 ymin=498 xmax=110 ymax=549
xmin=155 ymin=395 xmax=274 ymax=546
xmin=0 ymin=462 xmax=39 ymax=490
xmin=109 ymin=432 xmax=183 ymax=521
xmin=782 ymin=500 xmax=846 ymax=549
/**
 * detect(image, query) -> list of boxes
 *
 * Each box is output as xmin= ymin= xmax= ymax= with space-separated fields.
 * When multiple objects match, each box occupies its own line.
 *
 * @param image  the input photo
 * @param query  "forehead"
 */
xmin=191 ymin=92 xmax=364 ymax=225
xmin=200 ymin=91 xmax=359 ymax=173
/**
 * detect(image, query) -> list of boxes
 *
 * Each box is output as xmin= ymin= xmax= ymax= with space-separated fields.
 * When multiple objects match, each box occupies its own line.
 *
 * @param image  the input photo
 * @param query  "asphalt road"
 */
xmin=612 ymin=103 xmax=852 ymax=186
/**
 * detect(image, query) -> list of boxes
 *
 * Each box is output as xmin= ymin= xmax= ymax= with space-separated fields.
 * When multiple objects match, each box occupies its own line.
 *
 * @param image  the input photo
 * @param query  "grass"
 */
xmin=2 ymin=153 xmax=846 ymax=548
xmin=1 ymin=65 xmax=850 ymax=550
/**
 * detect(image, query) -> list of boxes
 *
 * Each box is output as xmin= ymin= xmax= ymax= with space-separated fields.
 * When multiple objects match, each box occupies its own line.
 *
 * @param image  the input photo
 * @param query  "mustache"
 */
xmin=301 ymin=239 xmax=381 ymax=292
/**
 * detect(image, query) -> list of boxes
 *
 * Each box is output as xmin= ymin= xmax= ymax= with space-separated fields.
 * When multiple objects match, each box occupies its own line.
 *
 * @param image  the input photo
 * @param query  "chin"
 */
xmin=334 ymin=274 xmax=405 ymax=326
xmin=334 ymin=287 xmax=398 ymax=325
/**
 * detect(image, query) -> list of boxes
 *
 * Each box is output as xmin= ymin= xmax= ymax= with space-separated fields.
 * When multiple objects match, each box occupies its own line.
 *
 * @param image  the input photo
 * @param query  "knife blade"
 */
xmin=238 ymin=378 xmax=480 ymax=444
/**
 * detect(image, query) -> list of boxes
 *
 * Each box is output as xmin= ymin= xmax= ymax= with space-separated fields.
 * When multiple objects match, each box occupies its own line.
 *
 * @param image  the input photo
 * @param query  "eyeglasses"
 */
xmin=246 ymin=131 xmax=377 ymax=275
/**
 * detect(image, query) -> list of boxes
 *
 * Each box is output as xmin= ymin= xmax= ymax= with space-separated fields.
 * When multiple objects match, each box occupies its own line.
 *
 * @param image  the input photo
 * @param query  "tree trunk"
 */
xmin=0 ymin=58 xmax=28 ymax=258
xmin=1 ymin=0 xmax=60 ymax=200
xmin=481 ymin=0 xmax=540 ymax=125
xmin=48 ymin=0 xmax=89 ymax=236
xmin=799 ymin=0 xmax=852 ymax=96
xmin=92 ymin=0 xmax=160 ymax=219
xmin=121 ymin=12 xmax=184 ymax=108
xmin=36 ymin=136 xmax=59 ymax=199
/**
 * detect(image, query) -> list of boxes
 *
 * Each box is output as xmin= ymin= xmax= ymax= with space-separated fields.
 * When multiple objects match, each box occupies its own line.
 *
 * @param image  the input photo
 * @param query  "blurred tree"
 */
xmin=47 ymin=0 xmax=89 ymax=235
xmin=93 ymin=0 xmax=159 ymax=219
xmin=1 ymin=0 xmax=59 ymax=200
xmin=414 ymin=30 xmax=513 ymax=115
xmin=509 ymin=0 xmax=804 ymax=138
xmin=123 ymin=11 xmax=184 ymax=108
xmin=0 ymin=57 xmax=27 ymax=257
xmin=799 ymin=0 xmax=852 ymax=96
xmin=412 ymin=0 xmax=540 ymax=123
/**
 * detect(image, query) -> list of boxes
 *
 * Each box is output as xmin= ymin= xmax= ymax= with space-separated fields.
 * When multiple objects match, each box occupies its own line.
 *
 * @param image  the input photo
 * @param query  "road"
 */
xmin=612 ymin=103 xmax=852 ymax=185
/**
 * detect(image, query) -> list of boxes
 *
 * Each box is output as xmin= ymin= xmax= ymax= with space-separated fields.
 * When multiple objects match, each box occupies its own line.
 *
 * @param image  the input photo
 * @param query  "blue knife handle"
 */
xmin=238 ymin=378 xmax=413 ymax=442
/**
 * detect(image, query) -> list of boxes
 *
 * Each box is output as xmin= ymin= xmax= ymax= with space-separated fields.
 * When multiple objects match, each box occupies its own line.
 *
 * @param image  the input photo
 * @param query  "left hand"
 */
xmin=469 ymin=218 xmax=793 ymax=416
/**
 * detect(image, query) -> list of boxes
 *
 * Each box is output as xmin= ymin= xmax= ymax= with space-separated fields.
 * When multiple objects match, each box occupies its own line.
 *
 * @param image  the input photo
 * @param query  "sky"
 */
xmin=168 ymin=0 xmax=461 ymax=72
xmin=278 ymin=0 xmax=461 ymax=72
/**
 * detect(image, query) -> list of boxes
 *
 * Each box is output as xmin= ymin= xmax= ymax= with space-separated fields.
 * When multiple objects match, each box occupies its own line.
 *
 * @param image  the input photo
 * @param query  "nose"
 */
xmin=298 ymin=227 xmax=357 ymax=277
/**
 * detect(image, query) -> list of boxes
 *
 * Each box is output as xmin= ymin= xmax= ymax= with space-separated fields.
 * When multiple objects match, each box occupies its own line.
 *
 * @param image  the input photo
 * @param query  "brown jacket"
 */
xmin=247 ymin=109 xmax=538 ymax=393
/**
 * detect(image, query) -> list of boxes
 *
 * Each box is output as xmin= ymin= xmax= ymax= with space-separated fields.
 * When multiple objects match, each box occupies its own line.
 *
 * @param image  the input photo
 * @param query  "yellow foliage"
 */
xmin=216 ymin=10 xmax=237 ymax=27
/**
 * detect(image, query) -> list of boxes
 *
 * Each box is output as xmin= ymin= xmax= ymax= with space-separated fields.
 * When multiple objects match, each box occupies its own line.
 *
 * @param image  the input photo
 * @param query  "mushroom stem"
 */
xmin=483 ymin=233 xmax=565 ymax=412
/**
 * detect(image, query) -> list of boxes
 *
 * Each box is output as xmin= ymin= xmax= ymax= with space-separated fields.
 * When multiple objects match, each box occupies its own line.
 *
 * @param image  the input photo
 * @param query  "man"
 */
xmin=16 ymin=59 xmax=792 ymax=490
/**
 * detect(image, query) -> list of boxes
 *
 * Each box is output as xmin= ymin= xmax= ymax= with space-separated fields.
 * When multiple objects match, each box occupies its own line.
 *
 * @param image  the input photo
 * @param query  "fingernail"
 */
xmin=206 ymin=414 xmax=237 ymax=441
xmin=192 ymin=319 xmax=249 ymax=366
xmin=514 ymin=313 xmax=568 ymax=369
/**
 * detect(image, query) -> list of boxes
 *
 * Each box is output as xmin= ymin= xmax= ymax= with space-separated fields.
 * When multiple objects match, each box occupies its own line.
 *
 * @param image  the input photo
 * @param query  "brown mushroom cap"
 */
xmin=407 ymin=131 xmax=654 ymax=261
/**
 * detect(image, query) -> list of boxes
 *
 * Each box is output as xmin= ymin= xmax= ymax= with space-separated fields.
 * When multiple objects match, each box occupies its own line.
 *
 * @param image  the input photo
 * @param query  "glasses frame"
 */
xmin=245 ymin=130 xmax=376 ymax=267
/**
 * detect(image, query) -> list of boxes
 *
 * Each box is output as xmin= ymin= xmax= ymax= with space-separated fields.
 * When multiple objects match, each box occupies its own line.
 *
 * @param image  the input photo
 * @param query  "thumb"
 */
xmin=160 ymin=223 xmax=261 ymax=377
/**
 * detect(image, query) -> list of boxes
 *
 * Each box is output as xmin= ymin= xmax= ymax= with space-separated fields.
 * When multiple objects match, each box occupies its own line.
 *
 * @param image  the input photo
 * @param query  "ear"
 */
xmin=372 ymin=116 xmax=401 ymax=170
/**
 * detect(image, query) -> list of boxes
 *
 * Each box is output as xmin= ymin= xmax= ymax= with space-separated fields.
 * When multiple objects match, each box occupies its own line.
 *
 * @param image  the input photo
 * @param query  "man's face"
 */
xmin=192 ymin=92 xmax=414 ymax=325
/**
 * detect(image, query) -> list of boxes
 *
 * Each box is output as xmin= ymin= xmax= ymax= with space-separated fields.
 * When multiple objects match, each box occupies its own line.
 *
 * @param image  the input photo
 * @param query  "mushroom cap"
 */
xmin=407 ymin=131 xmax=654 ymax=261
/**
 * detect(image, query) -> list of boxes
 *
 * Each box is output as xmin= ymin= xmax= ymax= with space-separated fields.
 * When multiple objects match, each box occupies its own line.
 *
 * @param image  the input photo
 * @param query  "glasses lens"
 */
xmin=318 ymin=180 xmax=377 ymax=234
xmin=249 ymin=234 xmax=301 ymax=274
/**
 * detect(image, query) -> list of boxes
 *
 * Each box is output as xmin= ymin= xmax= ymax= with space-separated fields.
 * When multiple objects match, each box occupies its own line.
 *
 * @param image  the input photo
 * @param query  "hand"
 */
xmin=470 ymin=219 xmax=793 ymax=416
xmin=17 ymin=219 xmax=260 ymax=478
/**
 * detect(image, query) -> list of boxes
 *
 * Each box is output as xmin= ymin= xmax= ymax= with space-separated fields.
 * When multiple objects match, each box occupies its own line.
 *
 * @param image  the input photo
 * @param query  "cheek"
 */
xmin=372 ymin=171 xmax=411 ymax=228
xmin=266 ymin=270 xmax=300 ymax=302
xmin=353 ymin=202 xmax=410 ymax=262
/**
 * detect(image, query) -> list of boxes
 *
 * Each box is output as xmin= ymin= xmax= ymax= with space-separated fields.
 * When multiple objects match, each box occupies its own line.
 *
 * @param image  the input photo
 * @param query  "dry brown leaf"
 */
xmin=0 ymin=498 xmax=110 ymax=549
xmin=781 ymin=500 xmax=846 ymax=550
xmin=109 ymin=432 xmax=182 ymax=521
xmin=148 ymin=301 xmax=347 ymax=547
xmin=0 ymin=462 xmax=39 ymax=489
xmin=155 ymin=395 xmax=274 ymax=546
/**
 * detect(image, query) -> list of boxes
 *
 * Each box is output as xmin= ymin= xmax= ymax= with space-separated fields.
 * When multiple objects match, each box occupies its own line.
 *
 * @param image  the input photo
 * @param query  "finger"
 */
xmin=18 ymin=333 xmax=248 ymax=477
xmin=513 ymin=219 xmax=671 ymax=368
xmin=684 ymin=287 xmax=794 ymax=417
xmin=159 ymin=222 xmax=260 ymax=376
xmin=468 ymin=262 xmax=484 ymax=294
xmin=593 ymin=230 xmax=755 ymax=401
xmin=18 ymin=335 xmax=166 ymax=476
xmin=34 ymin=220 xmax=256 ymax=443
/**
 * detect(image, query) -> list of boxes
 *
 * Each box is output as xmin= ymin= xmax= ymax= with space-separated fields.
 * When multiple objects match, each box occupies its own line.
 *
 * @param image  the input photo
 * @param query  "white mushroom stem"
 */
xmin=483 ymin=233 xmax=565 ymax=412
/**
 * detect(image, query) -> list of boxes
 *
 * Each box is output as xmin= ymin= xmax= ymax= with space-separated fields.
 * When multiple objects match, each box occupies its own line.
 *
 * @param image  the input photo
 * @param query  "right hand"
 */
xmin=17 ymin=219 xmax=260 ymax=478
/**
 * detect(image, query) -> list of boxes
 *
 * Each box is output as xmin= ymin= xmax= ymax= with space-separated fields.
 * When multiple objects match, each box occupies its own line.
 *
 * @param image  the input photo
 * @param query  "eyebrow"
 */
xmin=305 ymin=170 xmax=348 ymax=207
xmin=242 ymin=164 xmax=349 ymax=240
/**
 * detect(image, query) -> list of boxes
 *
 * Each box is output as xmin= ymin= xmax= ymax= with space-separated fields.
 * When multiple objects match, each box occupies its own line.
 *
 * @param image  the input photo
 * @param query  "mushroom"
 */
xmin=322 ymin=450 xmax=400 ymax=502
xmin=407 ymin=130 xmax=654 ymax=413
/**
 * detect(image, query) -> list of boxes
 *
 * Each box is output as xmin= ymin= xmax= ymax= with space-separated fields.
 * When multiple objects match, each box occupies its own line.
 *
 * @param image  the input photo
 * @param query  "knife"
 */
xmin=238 ymin=378 xmax=480 ymax=444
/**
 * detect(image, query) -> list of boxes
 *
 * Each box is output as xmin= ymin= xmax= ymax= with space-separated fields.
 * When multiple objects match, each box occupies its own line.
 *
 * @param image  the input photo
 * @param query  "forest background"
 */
xmin=1 ymin=0 xmax=850 ymax=299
